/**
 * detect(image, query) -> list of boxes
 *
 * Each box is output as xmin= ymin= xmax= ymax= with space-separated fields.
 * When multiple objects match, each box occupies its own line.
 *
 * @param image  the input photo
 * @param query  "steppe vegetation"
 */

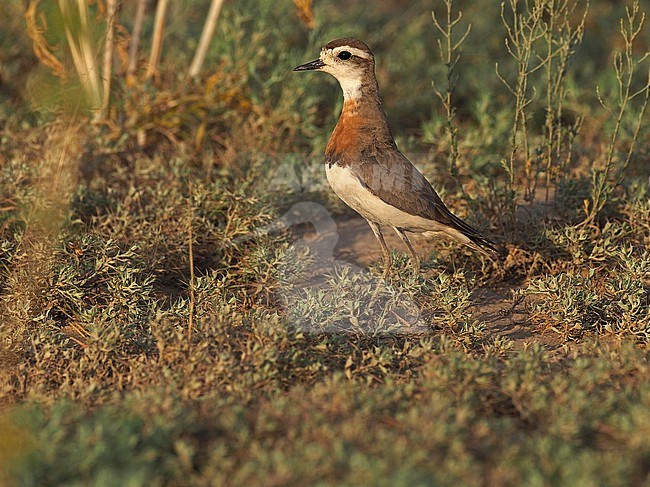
xmin=0 ymin=0 xmax=648 ymax=484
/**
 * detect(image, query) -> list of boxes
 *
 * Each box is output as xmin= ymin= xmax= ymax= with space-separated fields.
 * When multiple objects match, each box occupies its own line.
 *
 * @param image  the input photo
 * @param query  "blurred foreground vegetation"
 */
xmin=0 ymin=0 xmax=649 ymax=484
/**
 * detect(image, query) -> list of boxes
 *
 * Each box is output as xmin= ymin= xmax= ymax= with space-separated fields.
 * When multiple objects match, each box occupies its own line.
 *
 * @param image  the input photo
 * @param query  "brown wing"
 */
xmin=345 ymin=142 xmax=498 ymax=254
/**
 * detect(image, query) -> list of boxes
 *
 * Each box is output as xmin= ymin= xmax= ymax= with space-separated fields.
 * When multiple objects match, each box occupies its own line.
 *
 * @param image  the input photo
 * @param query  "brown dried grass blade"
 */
xmin=24 ymin=0 xmax=67 ymax=80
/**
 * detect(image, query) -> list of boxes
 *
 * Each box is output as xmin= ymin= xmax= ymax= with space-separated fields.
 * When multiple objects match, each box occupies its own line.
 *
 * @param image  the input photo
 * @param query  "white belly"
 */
xmin=325 ymin=163 xmax=448 ymax=233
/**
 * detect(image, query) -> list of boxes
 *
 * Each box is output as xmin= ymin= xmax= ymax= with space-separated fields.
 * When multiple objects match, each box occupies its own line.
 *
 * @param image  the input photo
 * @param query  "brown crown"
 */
xmin=323 ymin=38 xmax=373 ymax=57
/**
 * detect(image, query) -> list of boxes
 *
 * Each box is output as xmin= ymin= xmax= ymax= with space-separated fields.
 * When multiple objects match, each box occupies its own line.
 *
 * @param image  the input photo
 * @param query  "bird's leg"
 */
xmin=392 ymin=227 xmax=420 ymax=275
xmin=368 ymin=221 xmax=391 ymax=278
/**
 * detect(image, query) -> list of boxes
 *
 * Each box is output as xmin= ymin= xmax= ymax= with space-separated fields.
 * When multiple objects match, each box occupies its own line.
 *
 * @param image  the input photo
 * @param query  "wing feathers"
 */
xmin=341 ymin=144 xmax=497 ymax=255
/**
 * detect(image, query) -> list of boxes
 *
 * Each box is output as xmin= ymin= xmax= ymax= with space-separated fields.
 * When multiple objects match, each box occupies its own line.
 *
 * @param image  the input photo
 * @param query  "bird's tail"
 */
xmin=445 ymin=213 xmax=500 ymax=257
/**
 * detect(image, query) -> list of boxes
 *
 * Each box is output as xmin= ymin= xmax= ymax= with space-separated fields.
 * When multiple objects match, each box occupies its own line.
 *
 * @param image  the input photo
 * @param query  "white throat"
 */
xmin=339 ymin=77 xmax=362 ymax=101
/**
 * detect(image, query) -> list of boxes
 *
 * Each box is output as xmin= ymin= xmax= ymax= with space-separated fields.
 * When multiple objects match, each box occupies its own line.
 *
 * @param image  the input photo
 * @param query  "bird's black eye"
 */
xmin=337 ymin=51 xmax=352 ymax=60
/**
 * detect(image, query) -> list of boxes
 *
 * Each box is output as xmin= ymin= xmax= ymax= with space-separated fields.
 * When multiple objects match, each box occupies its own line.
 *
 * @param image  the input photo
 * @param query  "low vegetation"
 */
xmin=0 ymin=0 xmax=648 ymax=484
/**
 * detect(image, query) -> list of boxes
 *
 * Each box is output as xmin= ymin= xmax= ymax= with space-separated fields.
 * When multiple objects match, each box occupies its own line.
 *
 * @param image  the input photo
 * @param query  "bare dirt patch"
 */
xmin=328 ymin=214 xmax=563 ymax=349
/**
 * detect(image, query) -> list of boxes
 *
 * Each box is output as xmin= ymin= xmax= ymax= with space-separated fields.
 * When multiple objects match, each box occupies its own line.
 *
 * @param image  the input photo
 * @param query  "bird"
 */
xmin=293 ymin=38 xmax=497 ymax=277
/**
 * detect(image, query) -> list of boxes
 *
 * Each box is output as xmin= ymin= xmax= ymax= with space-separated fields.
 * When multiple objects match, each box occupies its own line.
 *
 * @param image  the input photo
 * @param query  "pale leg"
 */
xmin=392 ymin=227 xmax=420 ymax=275
xmin=367 ymin=220 xmax=391 ymax=278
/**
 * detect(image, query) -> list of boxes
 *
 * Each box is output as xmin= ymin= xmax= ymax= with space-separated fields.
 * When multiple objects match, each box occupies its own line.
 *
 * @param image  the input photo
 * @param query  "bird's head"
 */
xmin=293 ymin=38 xmax=375 ymax=100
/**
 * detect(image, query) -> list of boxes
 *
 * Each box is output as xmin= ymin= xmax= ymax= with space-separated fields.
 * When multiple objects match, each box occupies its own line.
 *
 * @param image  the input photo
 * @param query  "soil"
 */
xmin=329 ymin=214 xmax=564 ymax=350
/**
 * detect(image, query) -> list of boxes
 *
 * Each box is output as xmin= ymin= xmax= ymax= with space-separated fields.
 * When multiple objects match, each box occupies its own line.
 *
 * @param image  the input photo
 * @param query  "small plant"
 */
xmin=497 ymin=0 xmax=589 ymax=227
xmin=497 ymin=0 xmax=547 ymax=230
xmin=431 ymin=0 xmax=472 ymax=196
xmin=583 ymin=1 xmax=650 ymax=225
xmin=426 ymin=270 xmax=486 ymax=342
xmin=283 ymin=264 xmax=425 ymax=334
xmin=519 ymin=253 xmax=649 ymax=340
xmin=520 ymin=271 xmax=604 ymax=338
xmin=540 ymin=0 xmax=589 ymax=205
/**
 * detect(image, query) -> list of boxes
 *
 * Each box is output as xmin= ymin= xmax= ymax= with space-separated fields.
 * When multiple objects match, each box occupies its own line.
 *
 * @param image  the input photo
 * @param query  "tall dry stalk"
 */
xmin=146 ymin=0 xmax=170 ymax=80
xmin=127 ymin=0 xmax=148 ymax=78
xmin=188 ymin=0 xmax=226 ymax=78
xmin=186 ymin=184 xmax=196 ymax=342
xmin=58 ymin=0 xmax=103 ymax=114
xmin=101 ymin=0 xmax=118 ymax=119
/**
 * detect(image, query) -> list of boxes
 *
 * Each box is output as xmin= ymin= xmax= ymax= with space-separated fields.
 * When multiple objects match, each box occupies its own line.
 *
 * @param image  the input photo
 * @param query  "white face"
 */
xmin=319 ymin=45 xmax=371 ymax=100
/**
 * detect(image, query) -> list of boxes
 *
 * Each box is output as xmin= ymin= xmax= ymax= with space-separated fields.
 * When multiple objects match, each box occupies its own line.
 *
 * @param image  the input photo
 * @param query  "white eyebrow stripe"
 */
xmin=332 ymin=46 xmax=371 ymax=60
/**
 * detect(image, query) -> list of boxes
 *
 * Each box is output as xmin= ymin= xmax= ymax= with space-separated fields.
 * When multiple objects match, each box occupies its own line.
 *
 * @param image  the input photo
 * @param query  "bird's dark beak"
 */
xmin=293 ymin=59 xmax=325 ymax=71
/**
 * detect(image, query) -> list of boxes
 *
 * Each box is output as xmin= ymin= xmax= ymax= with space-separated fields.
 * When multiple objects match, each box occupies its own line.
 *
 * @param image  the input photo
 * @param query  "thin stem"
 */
xmin=101 ymin=0 xmax=118 ymax=119
xmin=432 ymin=0 xmax=471 ymax=201
xmin=582 ymin=1 xmax=648 ymax=225
xmin=187 ymin=183 xmax=195 ymax=342
xmin=146 ymin=0 xmax=169 ymax=80
xmin=188 ymin=0 xmax=226 ymax=78
xmin=127 ymin=0 xmax=147 ymax=77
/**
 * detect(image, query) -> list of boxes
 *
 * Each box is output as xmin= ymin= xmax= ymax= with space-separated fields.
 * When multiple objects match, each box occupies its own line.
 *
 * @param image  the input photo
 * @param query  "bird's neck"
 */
xmin=326 ymin=78 xmax=394 ymax=156
xmin=340 ymin=76 xmax=383 ymax=113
